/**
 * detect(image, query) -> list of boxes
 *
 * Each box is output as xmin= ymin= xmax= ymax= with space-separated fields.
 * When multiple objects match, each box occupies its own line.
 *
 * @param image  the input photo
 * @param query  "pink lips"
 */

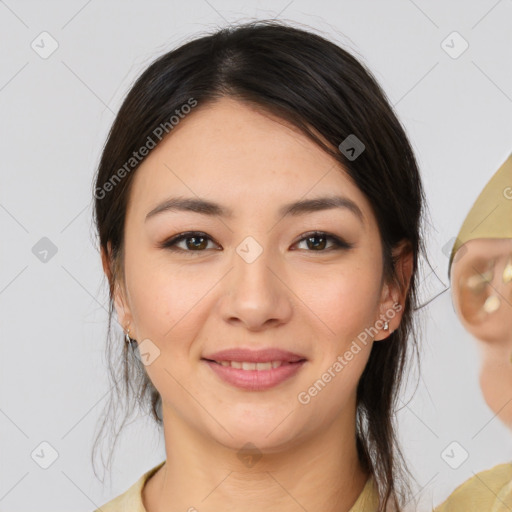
xmin=201 ymin=348 xmax=307 ymax=391
xmin=202 ymin=348 xmax=306 ymax=363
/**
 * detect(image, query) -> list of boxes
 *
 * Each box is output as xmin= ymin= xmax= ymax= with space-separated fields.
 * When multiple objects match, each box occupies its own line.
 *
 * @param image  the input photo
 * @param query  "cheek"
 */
xmin=295 ymin=263 xmax=382 ymax=340
xmin=123 ymin=255 xmax=202 ymax=350
xmin=125 ymin=259 xmax=209 ymax=393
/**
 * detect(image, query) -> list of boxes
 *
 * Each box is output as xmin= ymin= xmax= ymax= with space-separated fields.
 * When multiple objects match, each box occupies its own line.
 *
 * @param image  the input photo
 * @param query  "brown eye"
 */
xmin=294 ymin=231 xmax=354 ymax=252
xmin=304 ymin=234 xmax=328 ymax=250
xmin=160 ymin=232 xmax=217 ymax=253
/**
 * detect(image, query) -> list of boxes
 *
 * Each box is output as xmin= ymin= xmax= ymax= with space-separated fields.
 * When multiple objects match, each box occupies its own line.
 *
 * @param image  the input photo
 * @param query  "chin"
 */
xmin=211 ymin=416 xmax=306 ymax=452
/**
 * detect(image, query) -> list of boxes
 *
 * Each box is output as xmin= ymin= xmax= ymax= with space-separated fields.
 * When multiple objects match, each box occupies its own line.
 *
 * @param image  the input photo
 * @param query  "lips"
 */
xmin=201 ymin=348 xmax=308 ymax=390
xmin=201 ymin=347 xmax=307 ymax=364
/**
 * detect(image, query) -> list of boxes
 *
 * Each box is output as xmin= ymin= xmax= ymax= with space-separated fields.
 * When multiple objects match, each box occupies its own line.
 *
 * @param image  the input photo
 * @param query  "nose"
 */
xmin=219 ymin=241 xmax=294 ymax=332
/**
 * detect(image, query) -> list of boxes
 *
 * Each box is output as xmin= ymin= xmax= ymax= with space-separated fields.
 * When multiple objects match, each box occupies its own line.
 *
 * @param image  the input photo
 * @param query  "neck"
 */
xmin=143 ymin=404 xmax=370 ymax=512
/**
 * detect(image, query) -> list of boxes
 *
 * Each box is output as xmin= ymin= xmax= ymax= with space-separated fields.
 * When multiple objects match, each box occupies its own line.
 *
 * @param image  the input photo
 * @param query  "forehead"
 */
xmin=127 ymin=97 xmax=374 ymax=226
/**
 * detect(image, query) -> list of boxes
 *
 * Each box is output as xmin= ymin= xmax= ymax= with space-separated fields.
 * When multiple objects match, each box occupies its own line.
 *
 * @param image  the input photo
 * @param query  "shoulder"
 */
xmin=434 ymin=462 xmax=512 ymax=512
xmin=92 ymin=461 xmax=166 ymax=512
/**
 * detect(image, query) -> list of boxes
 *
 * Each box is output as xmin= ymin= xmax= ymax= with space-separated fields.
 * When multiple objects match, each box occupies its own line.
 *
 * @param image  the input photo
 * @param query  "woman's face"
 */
xmin=107 ymin=97 xmax=406 ymax=452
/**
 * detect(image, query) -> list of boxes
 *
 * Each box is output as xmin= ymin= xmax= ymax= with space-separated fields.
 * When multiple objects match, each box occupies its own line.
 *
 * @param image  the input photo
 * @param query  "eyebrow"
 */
xmin=145 ymin=195 xmax=364 ymax=224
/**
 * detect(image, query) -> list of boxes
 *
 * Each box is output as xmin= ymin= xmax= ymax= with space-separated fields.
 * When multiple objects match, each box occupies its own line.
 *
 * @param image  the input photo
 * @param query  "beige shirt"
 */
xmin=433 ymin=462 xmax=512 ymax=512
xmin=94 ymin=460 xmax=380 ymax=512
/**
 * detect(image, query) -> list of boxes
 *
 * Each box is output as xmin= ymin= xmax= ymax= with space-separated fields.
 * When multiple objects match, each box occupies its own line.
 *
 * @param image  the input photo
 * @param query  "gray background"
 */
xmin=1 ymin=1 xmax=511 ymax=511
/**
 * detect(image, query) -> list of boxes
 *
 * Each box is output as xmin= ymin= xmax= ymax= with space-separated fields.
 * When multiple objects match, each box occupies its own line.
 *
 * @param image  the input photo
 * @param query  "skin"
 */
xmin=102 ymin=97 xmax=413 ymax=512
xmin=450 ymin=238 xmax=512 ymax=428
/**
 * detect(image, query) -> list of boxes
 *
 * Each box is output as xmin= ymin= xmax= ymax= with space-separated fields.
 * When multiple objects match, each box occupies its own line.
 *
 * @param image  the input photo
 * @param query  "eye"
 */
xmin=159 ymin=231 xmax=219 ymax=253
xmin=159 ymin=230 xmax=353 ymax=254
xmin=293 ymin=231 xmax=354 ymax=252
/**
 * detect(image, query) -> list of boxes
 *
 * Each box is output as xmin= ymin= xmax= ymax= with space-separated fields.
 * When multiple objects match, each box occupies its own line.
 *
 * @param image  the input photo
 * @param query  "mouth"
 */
xmin=201 ymin=358 xmax=307 ymax=370
xmin=201 ymin=357 xmax=307 ymax=390
xmin=201 ymin=347 xmax=307 ymax=364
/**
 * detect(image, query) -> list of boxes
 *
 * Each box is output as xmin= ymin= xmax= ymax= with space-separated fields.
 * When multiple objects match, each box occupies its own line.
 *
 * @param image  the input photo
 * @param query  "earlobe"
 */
xmin=112 ymin=277 xmax=133 ymax=332
xmin=374 ymin=240 xmax=413 ymax=341
xmin=374 ymin=300 xmax=401 ymax=341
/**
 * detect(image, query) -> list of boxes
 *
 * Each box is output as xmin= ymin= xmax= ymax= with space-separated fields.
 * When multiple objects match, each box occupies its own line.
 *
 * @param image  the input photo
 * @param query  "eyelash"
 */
xmin=159 ymin=231 xmax=354 ymax=254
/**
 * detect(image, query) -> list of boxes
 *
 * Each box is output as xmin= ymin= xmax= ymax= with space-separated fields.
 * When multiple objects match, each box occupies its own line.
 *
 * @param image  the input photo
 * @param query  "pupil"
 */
xmin=308 ymin=235 xmax=326 ymax=250
xmin=187 ymin=236 xmax=206 ymax=250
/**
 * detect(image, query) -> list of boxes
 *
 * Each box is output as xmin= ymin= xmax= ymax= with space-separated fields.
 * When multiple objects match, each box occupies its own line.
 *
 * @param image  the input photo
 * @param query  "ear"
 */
xmin=374 ymin=239 xmax=414 ymax=341
xmin=101 ymin=241 xmax=133 ymax=332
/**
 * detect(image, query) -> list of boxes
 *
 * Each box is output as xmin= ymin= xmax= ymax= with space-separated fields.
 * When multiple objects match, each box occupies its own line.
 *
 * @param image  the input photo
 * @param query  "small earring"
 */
xmin=125 ymin=327 xmax=136 ymax=344
xmin=383 ymin=320 xmax=389 ymax=331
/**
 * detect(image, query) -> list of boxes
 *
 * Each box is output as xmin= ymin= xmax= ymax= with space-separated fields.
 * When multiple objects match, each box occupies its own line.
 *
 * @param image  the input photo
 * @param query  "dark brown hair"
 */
xmin=92 ymin=19 xmax=427 ymax=511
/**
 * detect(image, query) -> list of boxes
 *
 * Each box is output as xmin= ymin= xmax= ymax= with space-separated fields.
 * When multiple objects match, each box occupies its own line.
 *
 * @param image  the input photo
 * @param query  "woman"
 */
xmin=92 ymin=20 xmax=426 ymax=512
xmin=434 ymin=153 xmax=512 ymax=511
